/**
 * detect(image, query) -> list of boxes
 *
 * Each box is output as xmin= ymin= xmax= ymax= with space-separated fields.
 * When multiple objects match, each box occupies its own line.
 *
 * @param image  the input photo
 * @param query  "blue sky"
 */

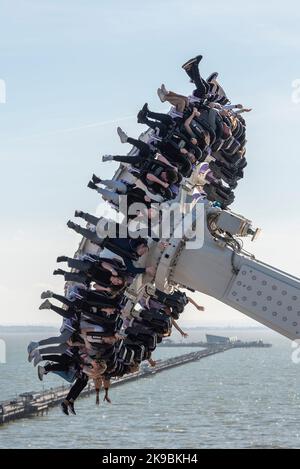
xmin=0 ymin=0 xmax=300 ymax=326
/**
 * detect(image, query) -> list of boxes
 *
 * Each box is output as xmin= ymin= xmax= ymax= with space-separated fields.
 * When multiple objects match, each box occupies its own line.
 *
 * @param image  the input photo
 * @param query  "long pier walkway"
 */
xmin=0 ymin=346 xmax=228 ymax=425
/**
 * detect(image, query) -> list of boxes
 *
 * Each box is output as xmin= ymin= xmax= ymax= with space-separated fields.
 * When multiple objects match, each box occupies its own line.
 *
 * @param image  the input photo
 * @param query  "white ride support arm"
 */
xmin=154 ymin=201 xmax=300 ymax=341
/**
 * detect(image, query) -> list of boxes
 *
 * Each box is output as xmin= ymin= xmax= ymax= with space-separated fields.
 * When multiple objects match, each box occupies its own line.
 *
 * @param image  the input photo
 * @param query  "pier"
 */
xmin=0 ymin=335 xmax=271 ymax=425
xmin=0 ymin=346 xmax=227 ymax=425
xmin=159 ymin=333 xmax=272 ymax=349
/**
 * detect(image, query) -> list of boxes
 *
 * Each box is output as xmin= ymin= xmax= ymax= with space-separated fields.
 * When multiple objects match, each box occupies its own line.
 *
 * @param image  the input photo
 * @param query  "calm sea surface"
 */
xmin=0 ymin=328 xmax=299 ymax=449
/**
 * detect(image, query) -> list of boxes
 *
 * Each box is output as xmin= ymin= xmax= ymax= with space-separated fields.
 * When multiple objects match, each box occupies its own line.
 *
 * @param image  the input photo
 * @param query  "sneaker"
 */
xmin=161 ymin=84 xmax=168 ymax=95
xmin=207 ymin=72 xmax=219 ymax=82
xmin=182 ymin=55 xmax=202 ymax=70
xmin=68 ymin=402 xmax=76 ymax=415
xmin=33 ymin=350 xmax=42 ymax=367
xmin=141 ymin=102 xmax=148 ymax=114
xmin=137 ymin=110 xmax=146 ymax=124
xmin=53 ymin=269 xmax=65 ymax=276
xmin=102 ymin=155 xmax=114 ymax=162
xmin=61 ymin=401 xmax=69 ymax=416
xmin=117 ymin=126 xmax=128 ymax=144
xmin=27 ymin=341 xmax=39 ymax=355
xmin=28 ymin=350 xmax=36 ymax=363
xmin=157 ymin=88 xmax=166 ymax=103
xmin=74 ymin=210 xmax=84 ymax=218
xmin=37 ymin=366 xmax=46 ymax=381
xmin=92 ymin=174 xmax=101 ymax=184
xmin=39 ymin=299 xmax=52 ymax=310
xmin=87 ymin=180 xmax=98 ymax=189
xmin=41 ymin=290 xmax=53 ymax=299
xmin=56 ymin=256 xmax=68 ymax=263
xmin=67 ymin=220 xmax=76 ymax=229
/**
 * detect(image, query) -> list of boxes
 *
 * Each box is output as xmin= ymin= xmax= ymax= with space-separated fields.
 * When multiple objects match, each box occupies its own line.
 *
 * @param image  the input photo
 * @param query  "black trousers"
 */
xmin=190 ymin=63 xmax=210 ymax=98
xmin=44 ymin=354 xmax=75 ymax=372
xmin=66 ymin=375 xmax=89 ymax=401
xmin=51 ymin=293 xmax=94 ymax=313
xmin=82 ymin=290 xmax=120 ymax=307
xmin=50 ymin=303 xmax=78 ymax=320
xmin=143 ymin=111 xmax=174 ymax=138
xmin=69 ymin=223 xmax=102 ymax=246
xmin=67 ymin=258 xmax=93 ymax=271
xmin=77 ymin=212 xmax=100 ymax=226
xmin=112 ymin=137 xmax=151 ymax=164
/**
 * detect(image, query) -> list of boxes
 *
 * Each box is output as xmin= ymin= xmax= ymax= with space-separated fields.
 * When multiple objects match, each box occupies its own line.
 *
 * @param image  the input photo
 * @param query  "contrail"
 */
xmin=14 ymin=115 xmax=136 ymax=142
xmin=46 ymin=115 xmax=136 ymax=135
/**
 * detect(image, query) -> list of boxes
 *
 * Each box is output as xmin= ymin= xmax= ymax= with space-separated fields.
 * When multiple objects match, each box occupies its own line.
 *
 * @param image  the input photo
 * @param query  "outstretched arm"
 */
xmin=187 ymin=296 xmax=205 ymax=311
xmin=236 ymin=108 xmax=252 ymax=114
xmin=172 ymin=318 xmax=188 ymax=338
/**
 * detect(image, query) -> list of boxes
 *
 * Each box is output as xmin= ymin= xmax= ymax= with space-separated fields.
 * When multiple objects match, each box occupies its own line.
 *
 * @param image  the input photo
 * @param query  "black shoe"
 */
xmin=53 ymin=269 xmax=65 ymax=276
xmin=182 ymin=55 xmax=202 ymax=70
xmin=87 ymin=181 xmax=97 ymax=190
xmin=137 ymin=111 xmax=145 ymax=124
xmin=207 ymin=72 xmax=219 ymax=82
xmin=67 ymin=220 xmax=76 ymax=229
xmin=137 ymin=103 xmax=148 ymax=124
xmin=92 ymin=174 xmax=101 ymax=184
xmin=56 ymin=256 xmax=68 ymax=263
xmin=68 ymin=402 xmax=76 ymax=415
xmin=141 ymin=102 xmax=148 ymax=114
xmin=74 ymin=210 xmax=84 ymax=218
xmin=60 ymin=401 xmax=69 ymax=416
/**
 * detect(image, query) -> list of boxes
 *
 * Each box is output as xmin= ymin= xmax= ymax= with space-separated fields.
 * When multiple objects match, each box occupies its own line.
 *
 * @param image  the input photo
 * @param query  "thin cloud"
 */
xmin=14 ymin=115 xmax=136 ymax=142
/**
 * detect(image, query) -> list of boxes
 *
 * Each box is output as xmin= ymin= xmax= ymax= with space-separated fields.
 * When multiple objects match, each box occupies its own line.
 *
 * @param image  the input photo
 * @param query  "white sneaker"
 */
xmin=117 ymin=127 xmax=128 ymax=144
xmin=102 ymin=155 xmax=114 ymax=162
xmin=39 ymin=300 xmax=52 ymax=310
xmin=41 ymin=290 xmax=53 ymax=299
xmin=157 ymin=88 xmax=166 ymax=103
xmin=33 ymin=350 xmax=42 ymax=367
xmin=38 ymin=366 xmax=46 ymax=381
xmin=161 ymin=84 xmax=168 ymax=95
xmin=27 ymin=341 xmax=39 ymax=355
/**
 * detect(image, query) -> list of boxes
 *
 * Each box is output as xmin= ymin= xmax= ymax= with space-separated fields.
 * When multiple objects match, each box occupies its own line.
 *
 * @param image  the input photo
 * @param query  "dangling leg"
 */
xmin=32 ymin=329 xmax=73 ymax=348
xmin=66 ymin=258 xmax=92 ymax=271
xmin=98 ymin=179 xmax=128 ymax=193
xmin=39 ymin=300 xmax=76 ymax=319
xmin=90 ymin=187 xmax=120 ymax=205
xmin=73 ymin=211 xmax=100 ymax=226
xmin=66 ymin=221 xmax=102 ymax=245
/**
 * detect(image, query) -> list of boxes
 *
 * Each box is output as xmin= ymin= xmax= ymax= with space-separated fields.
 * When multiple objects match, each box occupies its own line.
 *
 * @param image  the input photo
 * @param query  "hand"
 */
xmin=197 ymin=306 xmax=205 ymax=311
xmin=190 ymin=138 xmax=198 ymax=145
xmin=159 ymin=241 xmax=169 ymax=250
xmin=182 ymin=332 xmax=189 ymax=338
xmin=146 ymin=266 xmax=156 ymax=276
